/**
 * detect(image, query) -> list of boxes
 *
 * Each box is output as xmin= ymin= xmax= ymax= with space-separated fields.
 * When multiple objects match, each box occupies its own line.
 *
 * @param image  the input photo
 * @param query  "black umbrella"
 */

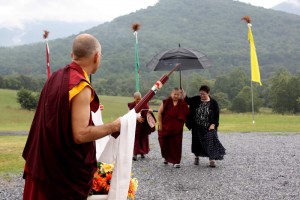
xmin=146 ymin=47 xmax=212 ymax=87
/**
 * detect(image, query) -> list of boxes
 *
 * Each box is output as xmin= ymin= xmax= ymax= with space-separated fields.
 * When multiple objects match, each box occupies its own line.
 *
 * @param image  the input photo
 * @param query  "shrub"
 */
xmin=17 ymin=89 xmax=39 ymax=110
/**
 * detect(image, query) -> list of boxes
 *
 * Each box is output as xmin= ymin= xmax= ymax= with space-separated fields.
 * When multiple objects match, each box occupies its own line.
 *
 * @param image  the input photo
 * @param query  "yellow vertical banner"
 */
xmin=248 ymin=24 xmax=262 ymax=85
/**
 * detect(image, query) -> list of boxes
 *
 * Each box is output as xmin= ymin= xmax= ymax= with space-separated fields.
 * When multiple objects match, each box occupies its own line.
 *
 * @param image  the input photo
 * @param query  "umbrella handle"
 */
xmin=180 ymin=71 xmax=181 ymax=89
xmin=134 ymin=63 xmax=180 ymax=113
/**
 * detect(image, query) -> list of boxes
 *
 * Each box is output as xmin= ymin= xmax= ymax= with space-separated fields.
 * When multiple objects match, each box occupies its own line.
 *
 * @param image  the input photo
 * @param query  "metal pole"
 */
xmin=251 ymin=80 xmax=255 ymax=124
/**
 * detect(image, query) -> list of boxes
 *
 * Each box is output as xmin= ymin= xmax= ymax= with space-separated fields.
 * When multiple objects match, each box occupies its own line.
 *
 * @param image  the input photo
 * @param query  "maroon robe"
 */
xmin=158 ymin=98 xmax=189 ymax=164
xmin=22 ymin=62 xmax=99 ymax=200
xmin=128 ymin=102 xmax=155 ymax=155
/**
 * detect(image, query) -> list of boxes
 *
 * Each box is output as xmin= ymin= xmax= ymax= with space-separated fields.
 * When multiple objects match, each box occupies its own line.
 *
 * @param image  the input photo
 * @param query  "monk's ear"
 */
xmin=93 ymin=52 xmax=99 ymax=63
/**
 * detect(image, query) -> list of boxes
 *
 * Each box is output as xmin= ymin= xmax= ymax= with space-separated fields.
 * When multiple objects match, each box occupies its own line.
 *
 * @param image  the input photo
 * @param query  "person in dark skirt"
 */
xmin=183 ymin=85 xmax=225 ymax=167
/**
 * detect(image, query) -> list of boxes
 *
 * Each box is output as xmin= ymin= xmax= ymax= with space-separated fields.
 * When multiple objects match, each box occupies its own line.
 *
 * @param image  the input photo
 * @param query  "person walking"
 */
xmin=183 ymin=85 xmax=225 ymax=168
xmin=128 ymin=92 xmax=156 ymax=161
xmin=158 ymin=87 xmax=189 ymax=168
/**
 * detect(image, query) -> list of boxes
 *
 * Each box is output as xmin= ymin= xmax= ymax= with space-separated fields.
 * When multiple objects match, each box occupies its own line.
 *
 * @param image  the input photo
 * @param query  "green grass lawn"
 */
xmin=219 ymin=113 xmax=300 ymax=132
xmin=1 ymin=88 xmax=299 ymax=133
xmin=0 ymin=136 xmax=26 ymax=175
xmin=0 ymin=89 xmax=34 ymax=131
xmin=0 ymin=89 xmax=299 ymax=176
xmin=0 ymin=89 xmax=133 ymax=131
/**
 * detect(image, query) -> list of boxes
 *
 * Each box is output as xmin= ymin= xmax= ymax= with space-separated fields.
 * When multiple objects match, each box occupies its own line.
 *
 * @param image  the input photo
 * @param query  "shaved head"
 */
xmin=133 ymin=92 xmax=142 ymax=98
xmin=72 ymin=34 xmax=101 ymax=60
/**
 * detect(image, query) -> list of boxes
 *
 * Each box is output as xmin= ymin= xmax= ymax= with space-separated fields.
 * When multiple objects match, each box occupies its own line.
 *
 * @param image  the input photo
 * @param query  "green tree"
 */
xmin=0 ymin=75 xmax=4 ymax=88
xmin=213 ymin=68 xmax=249 ymax=101
xmin=17 ymin=89 xmax=39 ymax=110
xmin=287 ymin=73 xmax=300 ymax=113
xmin=213 ymin=92 xmax=230 ymax=110
xmin=182 ymin=73 xmax=212 ymax=97
xmin=230 ymin=86 xmax=262 ymax=113
xmin=4 ymin=76 xmax=22 ymax=90
xmin=269 ymin=70 xmax=293 ymax=114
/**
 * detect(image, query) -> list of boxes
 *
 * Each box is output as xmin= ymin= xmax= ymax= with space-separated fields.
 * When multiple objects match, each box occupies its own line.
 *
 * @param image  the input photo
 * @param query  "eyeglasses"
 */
xmin=199 ymin=92 xmax=208 ymax=96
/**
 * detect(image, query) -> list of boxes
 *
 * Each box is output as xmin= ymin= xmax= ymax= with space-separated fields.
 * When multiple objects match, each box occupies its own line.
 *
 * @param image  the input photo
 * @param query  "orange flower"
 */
xmin=91 ymin=173 xmax=102 ymax=192
xmin=106 ymin=173 xmax=112 ymax=182
xmin=100 ymin=173 xmax=112 ymax=192
xmin=90 ymin=162 xmax=138 ymax=199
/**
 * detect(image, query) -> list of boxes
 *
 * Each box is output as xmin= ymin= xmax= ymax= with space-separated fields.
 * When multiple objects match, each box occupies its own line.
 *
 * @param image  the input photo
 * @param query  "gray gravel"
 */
xmin=1 ymin=132 xmax=300 ymax=200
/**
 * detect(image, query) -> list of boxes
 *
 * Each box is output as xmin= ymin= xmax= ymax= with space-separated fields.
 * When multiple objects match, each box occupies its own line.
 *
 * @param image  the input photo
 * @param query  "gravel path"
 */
xmin=1 ymin=132 xmax=300 ymax=200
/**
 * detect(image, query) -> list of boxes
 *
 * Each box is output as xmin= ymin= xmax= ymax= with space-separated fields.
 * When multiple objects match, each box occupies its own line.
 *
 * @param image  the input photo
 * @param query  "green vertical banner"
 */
xmin=134 ymin=33 xmax=140 ymax=92
xmin=132 ymin=23 xmax=140 ymax=92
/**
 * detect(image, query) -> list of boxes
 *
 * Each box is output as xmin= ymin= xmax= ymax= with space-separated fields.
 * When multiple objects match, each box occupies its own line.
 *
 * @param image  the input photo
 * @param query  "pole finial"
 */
xmin=132 ymin=23 xmax=140 ymax=32
xmin=241 ymin=16 xmax=251 ymax=24
xmin=43 ymin=30 xmax=49 ymax=39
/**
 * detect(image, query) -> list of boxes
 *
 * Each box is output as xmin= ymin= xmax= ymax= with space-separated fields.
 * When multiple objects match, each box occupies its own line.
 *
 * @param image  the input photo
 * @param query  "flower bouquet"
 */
xmin=89 ymin=162 xmax=138 ymax=200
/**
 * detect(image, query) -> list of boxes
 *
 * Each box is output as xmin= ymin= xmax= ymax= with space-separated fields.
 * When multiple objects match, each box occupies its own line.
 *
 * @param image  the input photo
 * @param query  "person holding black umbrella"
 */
xmin=158 ymin=87 xmax=190 ymax=168
xmin=182 ymin=85 xmax=225 ymax=167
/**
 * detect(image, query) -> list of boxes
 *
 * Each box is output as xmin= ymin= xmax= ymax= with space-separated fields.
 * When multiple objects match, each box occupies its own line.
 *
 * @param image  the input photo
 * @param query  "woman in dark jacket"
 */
xmin=183 ymin=85 xmax=225 ymax=167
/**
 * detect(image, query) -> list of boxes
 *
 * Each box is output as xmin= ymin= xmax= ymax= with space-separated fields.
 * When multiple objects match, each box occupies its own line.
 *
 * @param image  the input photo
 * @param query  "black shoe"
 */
xmin=133 ymin=155 xmax=137 ymax=161
xmin=194 ymin=157 xmax=199 ymax=165
xmin=163 ymin=159 xmax=168 ymax=164
xmin=141 ymin=154 xmax=145 ymax=159
xmin=209 ymin=160 xmax=216 ymax=168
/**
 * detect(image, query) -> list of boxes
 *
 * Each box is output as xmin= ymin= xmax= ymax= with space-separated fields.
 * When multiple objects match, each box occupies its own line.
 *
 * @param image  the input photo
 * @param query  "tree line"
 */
xmin=1 ymin=68 xmax=299 ymax=114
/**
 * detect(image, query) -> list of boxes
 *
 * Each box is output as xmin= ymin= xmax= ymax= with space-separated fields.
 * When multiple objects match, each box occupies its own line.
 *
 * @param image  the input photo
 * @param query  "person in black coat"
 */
xmin=183 ymin=85 xmax=225 ymax=168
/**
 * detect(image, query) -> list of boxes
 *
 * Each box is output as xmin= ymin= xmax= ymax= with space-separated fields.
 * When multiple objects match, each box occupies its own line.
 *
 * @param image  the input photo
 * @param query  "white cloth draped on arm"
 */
xmin=93 ymin=109 xmax=137 ymax=200
xmin=92 ymin=108 xmax=109 ymax=159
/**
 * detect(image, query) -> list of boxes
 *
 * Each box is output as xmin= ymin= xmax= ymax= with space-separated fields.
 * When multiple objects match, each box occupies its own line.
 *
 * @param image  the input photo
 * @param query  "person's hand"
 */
xmin=137 ymin=116 xmax=144 ymax=123
xmin=111 ymin=118 xmax=121 ymax=138
xmin=112 ymin=117 xmax=121 ymax=132
xmin=181 ymin=88 xmax=186 ymax=98
xmin=148 ymin=109 xmax=153 ymax=113
xmin=158 ymin=124 xmax=162 ymax=131
xmin=209 ymin=124 xmax=215 ymax=131
xmin=100 ymin=104 xmax=104 ymax=111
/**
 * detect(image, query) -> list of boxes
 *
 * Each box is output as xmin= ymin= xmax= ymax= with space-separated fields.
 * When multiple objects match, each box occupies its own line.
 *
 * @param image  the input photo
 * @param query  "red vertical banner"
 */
xmin=46 ymin=42 xmax=51 ymax=78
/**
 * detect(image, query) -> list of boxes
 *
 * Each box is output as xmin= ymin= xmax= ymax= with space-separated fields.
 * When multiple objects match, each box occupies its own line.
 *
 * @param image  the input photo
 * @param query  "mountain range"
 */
xmin=0 ymin=0 xmax=300 ymax=82
xmin=273 ymin=0 xmax=300 ymax=16
xmin=1 ymin=0 xmax=300 ymax=47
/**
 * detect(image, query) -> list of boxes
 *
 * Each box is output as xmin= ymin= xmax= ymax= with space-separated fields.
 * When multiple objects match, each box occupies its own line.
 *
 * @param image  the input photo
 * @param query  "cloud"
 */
xmin=287 ymin=0 xmax=300 ymax=7
xmin=12 ymin=31 xmax=27 ymax=45
xmin=0 ymin=0 xmax=158 ymax=29
xmin=238 ymin=0 xmax=285 ymax=8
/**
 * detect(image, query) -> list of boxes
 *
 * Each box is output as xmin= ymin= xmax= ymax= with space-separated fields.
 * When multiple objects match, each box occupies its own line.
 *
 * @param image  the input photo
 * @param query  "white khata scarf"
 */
xmin=92 ymin=109 xmax=137 ymax=200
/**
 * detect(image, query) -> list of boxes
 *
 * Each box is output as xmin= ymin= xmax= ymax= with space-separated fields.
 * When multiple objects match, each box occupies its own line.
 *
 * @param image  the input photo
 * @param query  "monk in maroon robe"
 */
xmin=128 ymin=92 xmax=156 ymax=161
xmin=158 ymin=88 xmax=189 ymax=168
xmin=22 ymin=34 xmax=121 ymax=200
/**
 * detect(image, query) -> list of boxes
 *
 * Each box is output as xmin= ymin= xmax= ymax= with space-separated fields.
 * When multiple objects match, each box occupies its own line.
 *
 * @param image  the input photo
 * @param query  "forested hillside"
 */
xmin=1 ymin=0 xmax=300 ymax=76
xmin=0 ymin=0 xmax=300 ymax=111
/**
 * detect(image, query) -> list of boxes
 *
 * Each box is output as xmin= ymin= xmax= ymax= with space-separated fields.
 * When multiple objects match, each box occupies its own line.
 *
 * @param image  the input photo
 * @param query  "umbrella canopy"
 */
xmin=146 ymin=47 xmax=212 ymax=88
xmin=146 ymin=47 xmax=212 ymax=71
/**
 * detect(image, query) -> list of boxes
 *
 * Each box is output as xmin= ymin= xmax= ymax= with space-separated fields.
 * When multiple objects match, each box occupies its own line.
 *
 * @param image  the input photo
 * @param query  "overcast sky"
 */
xmin=0 ymin=0 xmax=287 ymax=29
